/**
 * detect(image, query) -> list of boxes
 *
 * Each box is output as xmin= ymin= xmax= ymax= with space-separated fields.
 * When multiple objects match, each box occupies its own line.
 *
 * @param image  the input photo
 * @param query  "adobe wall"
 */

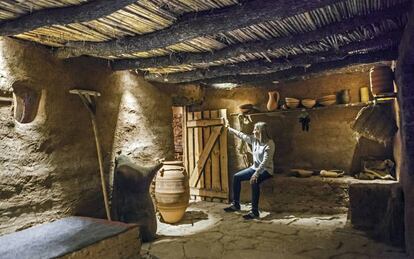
xmin=0 ymin=38 xmax=174 ymax=235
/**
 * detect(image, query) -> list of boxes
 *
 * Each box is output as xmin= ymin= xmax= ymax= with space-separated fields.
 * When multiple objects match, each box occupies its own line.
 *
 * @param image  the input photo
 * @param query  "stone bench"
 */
xmin=241 ymin=174 xmax=397 ymax=214
xmin=0 ymin=217 xmax=141 ymax=259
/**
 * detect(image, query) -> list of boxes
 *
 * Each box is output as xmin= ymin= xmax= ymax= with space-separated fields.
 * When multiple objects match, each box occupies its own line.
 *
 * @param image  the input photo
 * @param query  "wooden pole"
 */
xmin=90 ymin=114 xmax=112 ymax=221
xmin=70 ymin=89 xmax=111 ymax=221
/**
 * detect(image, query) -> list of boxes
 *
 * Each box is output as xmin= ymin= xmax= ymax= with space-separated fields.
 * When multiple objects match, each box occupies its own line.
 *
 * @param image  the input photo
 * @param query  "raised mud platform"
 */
xmin=0 ymin=217 xmax=141 ymax=259
xmin=241 ymin=174 xmax=397 ymax=214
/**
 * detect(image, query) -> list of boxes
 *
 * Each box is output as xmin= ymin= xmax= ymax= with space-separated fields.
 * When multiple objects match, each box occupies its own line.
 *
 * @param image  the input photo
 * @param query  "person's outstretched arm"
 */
xmin=225 ymin=119 xmax=254 ymax=144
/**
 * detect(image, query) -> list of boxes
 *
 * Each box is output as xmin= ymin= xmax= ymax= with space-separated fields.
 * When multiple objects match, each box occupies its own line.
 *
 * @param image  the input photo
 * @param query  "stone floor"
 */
xmin=141 ymin=201 xmax=407 ymax=259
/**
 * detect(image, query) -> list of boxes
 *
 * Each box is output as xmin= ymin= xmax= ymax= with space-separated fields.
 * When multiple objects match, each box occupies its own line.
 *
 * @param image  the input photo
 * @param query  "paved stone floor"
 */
xmin=141 ymin=201 xmax=407 ymax=259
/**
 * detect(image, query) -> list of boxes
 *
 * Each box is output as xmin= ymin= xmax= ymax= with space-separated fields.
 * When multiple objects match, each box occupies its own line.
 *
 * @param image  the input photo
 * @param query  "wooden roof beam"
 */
xmin=57 ymin=0 xmax=344 ymax=58
xmin=144 ymin=31 xmax=402 ymax=83
xmin=112 ymin=3 xmax=408 ymax=70
xmin=0 ymin=0 xmax=138 ymax=36
xmin=201 ymin=48 xmax=398 ymax=85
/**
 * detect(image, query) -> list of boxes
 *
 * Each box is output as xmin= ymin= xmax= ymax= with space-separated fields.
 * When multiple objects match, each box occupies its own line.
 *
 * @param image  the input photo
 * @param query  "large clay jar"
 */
xmin=267 ymin=91 xmax=280 ymax=111
xmin=154 ymin=161 xmax=189 ymax=223
xmin=370 ymin=65 xmax=394 ymax=97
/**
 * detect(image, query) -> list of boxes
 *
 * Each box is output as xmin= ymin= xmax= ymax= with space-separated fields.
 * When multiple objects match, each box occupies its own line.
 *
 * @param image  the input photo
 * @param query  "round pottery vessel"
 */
xmin=154 ymin=161 xmax=189 ymax=223
xmin=338 ymin=89 xmax=350 ymax=104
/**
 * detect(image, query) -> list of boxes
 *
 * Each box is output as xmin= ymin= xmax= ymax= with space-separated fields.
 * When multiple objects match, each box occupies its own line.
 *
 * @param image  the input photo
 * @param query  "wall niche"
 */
xmin=12 ymin=82 xmax=41 ymax=123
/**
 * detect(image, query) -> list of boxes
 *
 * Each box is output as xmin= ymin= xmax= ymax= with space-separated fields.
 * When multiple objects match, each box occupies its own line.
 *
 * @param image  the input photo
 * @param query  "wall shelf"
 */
xmin=230 ymin=99 xmax=394 ymax=117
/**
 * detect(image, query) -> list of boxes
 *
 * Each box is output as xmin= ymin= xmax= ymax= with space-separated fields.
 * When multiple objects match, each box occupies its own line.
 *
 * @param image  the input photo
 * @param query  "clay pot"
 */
xmin=154 ymin=161 xmax=189 ymax=223
xmin=267 ymin=91 xmax=280 ymax=111
xmin=338 ymin=89 xmax=350 ymax=104
xmin=360 ymin=87 xmax=370 ymax=102
xmin=370 ymin=65 xmax=394 ymax=97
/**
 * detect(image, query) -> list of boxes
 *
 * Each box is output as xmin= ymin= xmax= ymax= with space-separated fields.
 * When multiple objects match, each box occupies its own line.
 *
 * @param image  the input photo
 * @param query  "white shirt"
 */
xmin=228 ymin=127 xmax=275 ymax=176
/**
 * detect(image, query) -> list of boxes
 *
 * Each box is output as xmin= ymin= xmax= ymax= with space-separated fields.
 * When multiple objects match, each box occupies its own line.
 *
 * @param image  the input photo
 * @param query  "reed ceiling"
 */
xmin=0 ymin=0 xmax=410 ymax=85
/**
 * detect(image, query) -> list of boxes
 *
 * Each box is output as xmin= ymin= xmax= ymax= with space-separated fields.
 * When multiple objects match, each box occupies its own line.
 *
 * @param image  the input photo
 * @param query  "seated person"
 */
xmin=224 ymin=120 xmax=275 ymax=219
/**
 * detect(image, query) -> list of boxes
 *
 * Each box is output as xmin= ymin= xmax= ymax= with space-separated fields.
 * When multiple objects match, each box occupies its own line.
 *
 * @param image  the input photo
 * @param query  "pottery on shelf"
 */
xmin=301 ymin=99 xmax=316 ymax=108
xmin=360 ymin=87 xmax=370 ymax=102
xmin=338 ymin=89 xmax=350 ymax=104
xmin=317 ymin=94 xmax=336 ymax=106
xmin=285 ymin=97 xmax=300 ymax=109
xmin=267 ymin=91 xmax=280 ymax=111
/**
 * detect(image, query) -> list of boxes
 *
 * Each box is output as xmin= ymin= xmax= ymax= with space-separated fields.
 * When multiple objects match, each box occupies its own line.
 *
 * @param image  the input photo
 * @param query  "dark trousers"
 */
xmin=232 ymin=167 xmax=272 ymax=213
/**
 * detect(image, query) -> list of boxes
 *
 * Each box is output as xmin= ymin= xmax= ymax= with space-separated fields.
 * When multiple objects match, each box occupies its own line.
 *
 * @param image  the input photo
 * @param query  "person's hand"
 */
xmin=223 ymin=118 xmax=230 ymax=128
xmin=250 ymin=174 xmax=258 ymax=184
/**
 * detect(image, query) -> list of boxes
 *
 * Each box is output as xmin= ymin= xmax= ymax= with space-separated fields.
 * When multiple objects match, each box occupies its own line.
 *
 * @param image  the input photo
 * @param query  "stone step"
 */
xmin=241 ymin=174 xmax=397 ymax=214
xmin=0 ymin=216 xmax=141 ymax=259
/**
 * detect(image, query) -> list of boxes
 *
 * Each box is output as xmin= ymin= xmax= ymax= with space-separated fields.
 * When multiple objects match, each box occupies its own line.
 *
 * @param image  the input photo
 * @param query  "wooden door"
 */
xmin=183 ymin=108 xmax=228 ymax=202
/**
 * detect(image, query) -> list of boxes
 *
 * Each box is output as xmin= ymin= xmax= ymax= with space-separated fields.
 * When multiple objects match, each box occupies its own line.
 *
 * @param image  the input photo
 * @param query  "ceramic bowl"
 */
xmin=318 ymin=99 xmax=336 ymax=106
xmin=317 ymin=94 xmax=336 ymax=102
xmin=239 ymin=104 xmax=254 ymax=113
xmin=285 ymin=97 xmax=300 ymax=108
xmin=291 ymin=169 xmax=314 ymax=177
xmin=301 ymin=99 xmax=316 ymax=108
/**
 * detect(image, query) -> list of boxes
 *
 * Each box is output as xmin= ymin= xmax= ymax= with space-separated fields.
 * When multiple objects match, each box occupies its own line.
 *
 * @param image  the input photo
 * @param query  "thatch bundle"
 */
xmin=351 ymin=104 xmax=397 ymax=144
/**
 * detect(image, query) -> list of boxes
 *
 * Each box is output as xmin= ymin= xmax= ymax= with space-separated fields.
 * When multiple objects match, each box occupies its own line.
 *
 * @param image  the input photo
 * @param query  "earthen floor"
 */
xmin=142 ymin=201 xmax=407 ymax=259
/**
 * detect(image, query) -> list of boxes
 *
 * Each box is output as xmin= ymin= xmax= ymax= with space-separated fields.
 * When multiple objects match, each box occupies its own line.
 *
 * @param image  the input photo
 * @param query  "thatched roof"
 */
xmin=0 ymin=0 xmax=410 ymax=85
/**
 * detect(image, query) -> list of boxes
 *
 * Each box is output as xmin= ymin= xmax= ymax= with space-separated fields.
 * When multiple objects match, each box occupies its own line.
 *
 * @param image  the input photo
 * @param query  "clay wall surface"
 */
xmin=0 ymin=38 xmax=174 ymax=235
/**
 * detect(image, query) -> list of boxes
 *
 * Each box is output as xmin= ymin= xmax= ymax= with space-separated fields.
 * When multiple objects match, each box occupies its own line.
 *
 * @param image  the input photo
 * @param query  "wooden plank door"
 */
xmin=184 ymin=108 xmax=229 ymax=202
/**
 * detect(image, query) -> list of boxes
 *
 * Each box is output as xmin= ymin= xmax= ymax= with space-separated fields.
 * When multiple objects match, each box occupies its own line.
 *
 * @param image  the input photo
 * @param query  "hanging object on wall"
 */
xmin=298 ymin=111 xmax=310 ymax=132
xmin=370 ymin=65 xmax=395 ymax=97
xmin=69 ymin=89 xmax=112 ymax=221
xmin=267 ymin=91 xmax=280 ymax=111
